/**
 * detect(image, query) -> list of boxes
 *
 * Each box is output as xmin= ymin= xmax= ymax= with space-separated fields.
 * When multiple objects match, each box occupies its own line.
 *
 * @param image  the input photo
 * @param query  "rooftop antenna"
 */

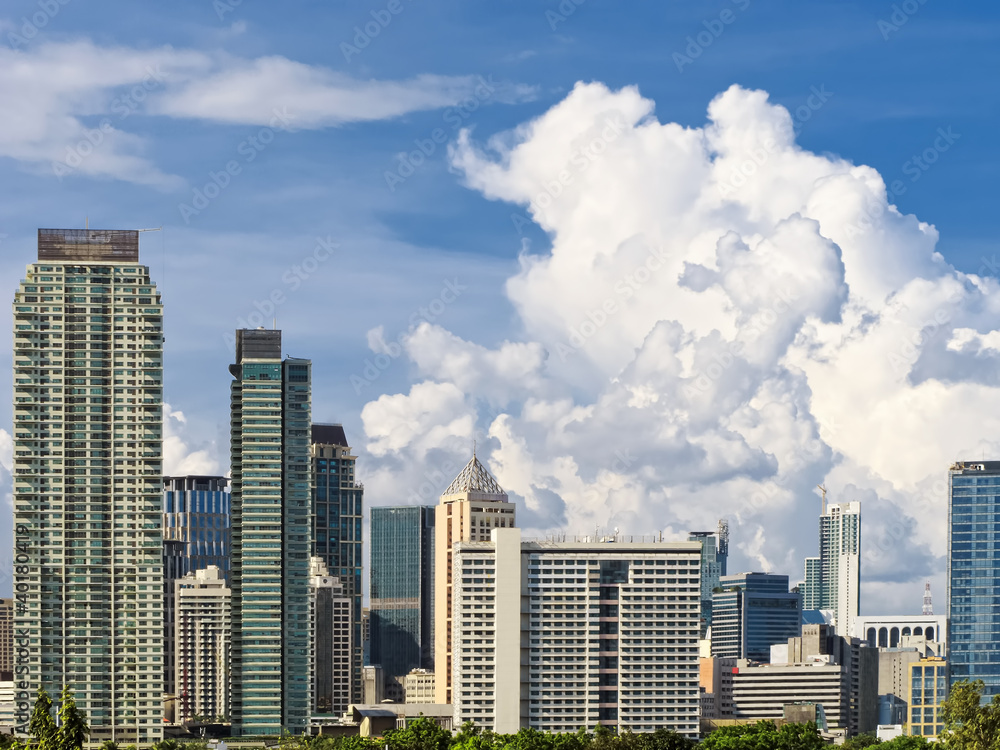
xmin=817 ymin=484 xmax=828 ymax=515
xmin=85 ymin=216 xmax=88 ymax=229
xmin=923 ymin=581 xmax=933 ymax=615
xmin=473 ymin=439 xmax=477 ymax=459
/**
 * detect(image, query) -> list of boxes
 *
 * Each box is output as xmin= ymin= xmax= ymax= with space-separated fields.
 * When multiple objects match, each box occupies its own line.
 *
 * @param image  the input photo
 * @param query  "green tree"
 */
xmin=28 ymin=687 xmax=56 ymax=750
xmin=55 ymin=686 xmax=88 ymax=750
xmin=940 ymin=679 xmax=1000 ymax=750
xmin=842 ymin=733 xmax=881 ymax=750
xmin=700 ymin=720 xmax=826 ymax=750
xmin=384 ymin=717 xmax=453 ymax=750
xmin=150 ymin=741 xmax=181 ymax=750
xmin=97 ymin=741 xmax=119 ymax=750
xmin=879 ymin=737 xmax=931 ymax=750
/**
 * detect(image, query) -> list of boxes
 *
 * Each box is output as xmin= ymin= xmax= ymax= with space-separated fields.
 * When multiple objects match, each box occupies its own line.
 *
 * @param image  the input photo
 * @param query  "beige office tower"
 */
xmin=433 ymin=455 xmax=515 ymax=705
xmin=175 ymin=567 xmax=231 ymax=724
xmin=12 ymin=229 xmax=164 ymax=744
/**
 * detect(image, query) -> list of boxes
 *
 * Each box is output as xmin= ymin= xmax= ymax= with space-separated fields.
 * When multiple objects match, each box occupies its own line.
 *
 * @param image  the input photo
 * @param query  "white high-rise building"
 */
xmin=175 ymin=566 xmax=231 ymax=724
xmin=802 ymin=501 xmax=861 ymax=637
xmin=452 ymin=528 xmax=702 ymax=737
xmin=12 ymin=229 xmax=164 ymax=744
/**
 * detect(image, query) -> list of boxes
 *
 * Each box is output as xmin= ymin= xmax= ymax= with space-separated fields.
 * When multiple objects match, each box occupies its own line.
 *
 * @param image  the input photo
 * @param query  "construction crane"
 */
xmin=817 ymin=484 xmax=828 ymax=515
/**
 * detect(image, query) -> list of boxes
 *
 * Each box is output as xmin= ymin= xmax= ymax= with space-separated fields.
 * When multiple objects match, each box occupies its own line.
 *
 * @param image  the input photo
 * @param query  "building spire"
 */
xmin=923 ymin=580 xmax=933 ymax=615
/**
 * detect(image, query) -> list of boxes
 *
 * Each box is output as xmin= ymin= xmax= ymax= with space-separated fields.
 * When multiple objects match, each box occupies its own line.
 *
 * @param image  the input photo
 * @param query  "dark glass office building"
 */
xmin=370 ymin=505 xmax=435 ymax=697
xmin=311 ymin=424 xmax=364 ymax=705
xmin=711 ymin=572 xmax=801 ymax=662
xmin=949 ymin=461 xmax=1000 ymax=697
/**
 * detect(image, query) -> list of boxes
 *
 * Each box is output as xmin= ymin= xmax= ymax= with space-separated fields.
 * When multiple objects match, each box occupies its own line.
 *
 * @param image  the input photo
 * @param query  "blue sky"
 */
xmin=1 ymin=0 xmax=998 ymax=610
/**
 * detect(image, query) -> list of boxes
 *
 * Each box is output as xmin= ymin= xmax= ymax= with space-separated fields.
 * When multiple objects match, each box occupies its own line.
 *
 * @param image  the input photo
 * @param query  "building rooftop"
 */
xmin=443 ymin=454 xmax=505 ymax=496
xmin=951 ymin=460 xmax=1000 ymax=473
xmin=37 ymin=228 xmax=139 ymax=262
xmin=312 ymin=423 xmax=349 ymax=447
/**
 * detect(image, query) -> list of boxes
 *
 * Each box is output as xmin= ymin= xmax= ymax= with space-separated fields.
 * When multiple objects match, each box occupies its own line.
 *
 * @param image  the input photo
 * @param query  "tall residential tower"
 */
xmin=229 ymin=329 xmax=312 ymax=735
xmin=801 ymin=501 xmax=861 ymax=637
xmin=433 ymin=455 xmax=515 ymax=705
xmin=12 ymin=229 xmax=164 ymax=744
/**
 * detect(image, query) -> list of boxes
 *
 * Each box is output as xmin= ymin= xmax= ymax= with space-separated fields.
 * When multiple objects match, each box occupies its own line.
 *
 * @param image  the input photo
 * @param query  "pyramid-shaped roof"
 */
xmin=443 ymin=454 xmax=506 ymax=497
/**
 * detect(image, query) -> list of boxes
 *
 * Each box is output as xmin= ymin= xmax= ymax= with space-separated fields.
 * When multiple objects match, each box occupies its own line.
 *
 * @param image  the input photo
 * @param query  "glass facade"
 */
xmin=370 ymin=505 xmax=435 ymax=694
xmin=163 ymin=476 xmax=231 ymax=580
xmin=311 ymin=424 xmax=363 ymax=705
xmin=949 ymin=461 xmax=1000 ymax=698
xmin=12 ymin=231 xmax=164 ymax=744
xmin=688 ymin=529 xmax=728 ymax=637
xmin=711 ymin=573 xmax=801 ymax=662
xmin=230 ymin=330 xmax=312 ymax=735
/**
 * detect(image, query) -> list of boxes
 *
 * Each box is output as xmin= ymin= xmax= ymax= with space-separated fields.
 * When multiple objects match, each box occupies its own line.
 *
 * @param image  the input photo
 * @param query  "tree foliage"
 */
xmin=698 ymin=721 xmax=826 ymax=750
xmin=940 ymin=679 xmax=1000 ymax=750
xmin=55 ymin=685 xmax=88 ymax=750
xmin=28 ymin=687 xmax=57 ymax=750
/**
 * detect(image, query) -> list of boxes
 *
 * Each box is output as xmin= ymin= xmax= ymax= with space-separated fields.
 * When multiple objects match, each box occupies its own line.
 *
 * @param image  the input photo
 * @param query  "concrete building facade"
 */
xmin=908 ymin=657 xmax=947 ymax=738
xmin=452 ymin=529 xmax=702 ymax=737
xmin=309 ymin=557 xmax=353 ymax=718
xmin=0 ymin=600 xmax=12 ymax=677
xmin=175 ymin=566 xmax=230 ymax=724
xmin=311 ymin=424 xmax=363 ymax=705
xmin=801 ymin=502 xmax=861 ymax=637
xmin=12 ymin=229 xmax=164 ymax=744
xmin=229 ymin=329 xmax=312 ymax=735
xmin=433 ymin=455 xmax=516 ymax=705
xmin=856 ymin=615 xmax=946 ymax=650
xmin=404 ymin=669 xmax=435 ymax=703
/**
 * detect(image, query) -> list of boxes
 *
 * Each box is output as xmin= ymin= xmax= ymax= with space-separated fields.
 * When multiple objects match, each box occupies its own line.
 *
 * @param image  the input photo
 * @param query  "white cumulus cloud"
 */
xmin=359 ymin=82 xmax=1000 ymax=614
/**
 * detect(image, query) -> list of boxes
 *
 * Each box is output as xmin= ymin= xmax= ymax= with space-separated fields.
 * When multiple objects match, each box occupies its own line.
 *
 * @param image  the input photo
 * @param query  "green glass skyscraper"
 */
xmin=230 ymin=329 xmax=311 ymax=735
xmin=12 ymin=229 xmax=163 ymax=745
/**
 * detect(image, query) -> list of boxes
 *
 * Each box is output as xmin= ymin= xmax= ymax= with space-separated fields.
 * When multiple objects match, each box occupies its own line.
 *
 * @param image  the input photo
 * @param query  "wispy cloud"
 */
xmin=0 ymin=39 xmax=537 ymax=187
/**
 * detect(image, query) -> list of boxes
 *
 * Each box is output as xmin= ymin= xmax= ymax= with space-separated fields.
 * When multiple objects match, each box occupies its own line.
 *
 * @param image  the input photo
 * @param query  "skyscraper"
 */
xmin=433 ymin=455 xmax=516 ymax=705
xmin=370 ymin=505 xmax=434 ymax=698
xmin=948 ymin=460 xmax=1000 ymax=698
xmin=688 ymin=521 xmax=728 ymax=637
xmin=801 ymin=501 xmax=861 ymax=636
xmin=229 ymin=329 xmax=312 ymax=735
xmin=711 ymin=573 xmax=801 ymax=662
xmin=12 ymin=228 xmax=164 ymax=744
xmin=163 ymin=475 xmax=232 ymax=582
xmin=174 ymin=566 xmax=231 ymax=724
xmin=310 ymin=424 xmax=363 ymax=705
xmin=308 ymin=557 xmax=353 ymax=718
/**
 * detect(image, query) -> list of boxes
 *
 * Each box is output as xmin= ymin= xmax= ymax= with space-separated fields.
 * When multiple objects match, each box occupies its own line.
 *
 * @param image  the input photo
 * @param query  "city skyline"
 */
xmin=3 ymin=1 xmax=1000 ymax=623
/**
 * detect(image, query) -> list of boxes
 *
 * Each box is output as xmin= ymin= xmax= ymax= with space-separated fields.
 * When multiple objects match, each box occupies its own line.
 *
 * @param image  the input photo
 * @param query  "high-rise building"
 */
xmin=311 ymin=424 xmax=363 ymax=705
xmin=688 ymin=522 xmax=728 ymax=637
xmin=451 ymin=528 xmax=702 ymax=735
xmin=309 ymin=557 xmax=353 ymax=718
xmin=229 ymin=329 xmax=312 ymax=735
xmin=433 ymin=455 xmax=516 ymax=705
xmin=163 ymin=476 xmax=232 ymax=582
xmin=174 ymin=566 xmax=231 ymax=724
xmin=164 ymin=538 xmax=187 ymax=716
xmin=370 ymin=505 xmax=435 ymax=698
xmin=0 ymin=600 xmax=12 ymax=678
xmin=800 ymin=501 xmax=860 ymax=636
xmin=948 ymin=460 xmax=1000 ymax=697
xmin=711 ymin=573 xmax=801 ymax=662
xmin=12 ymin=228 xmax=164 ymax=744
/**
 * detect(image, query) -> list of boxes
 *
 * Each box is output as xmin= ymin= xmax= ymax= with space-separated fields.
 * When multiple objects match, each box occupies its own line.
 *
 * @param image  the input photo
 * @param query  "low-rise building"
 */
xmin=404 ymin=669 xmax=435 ymax=704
